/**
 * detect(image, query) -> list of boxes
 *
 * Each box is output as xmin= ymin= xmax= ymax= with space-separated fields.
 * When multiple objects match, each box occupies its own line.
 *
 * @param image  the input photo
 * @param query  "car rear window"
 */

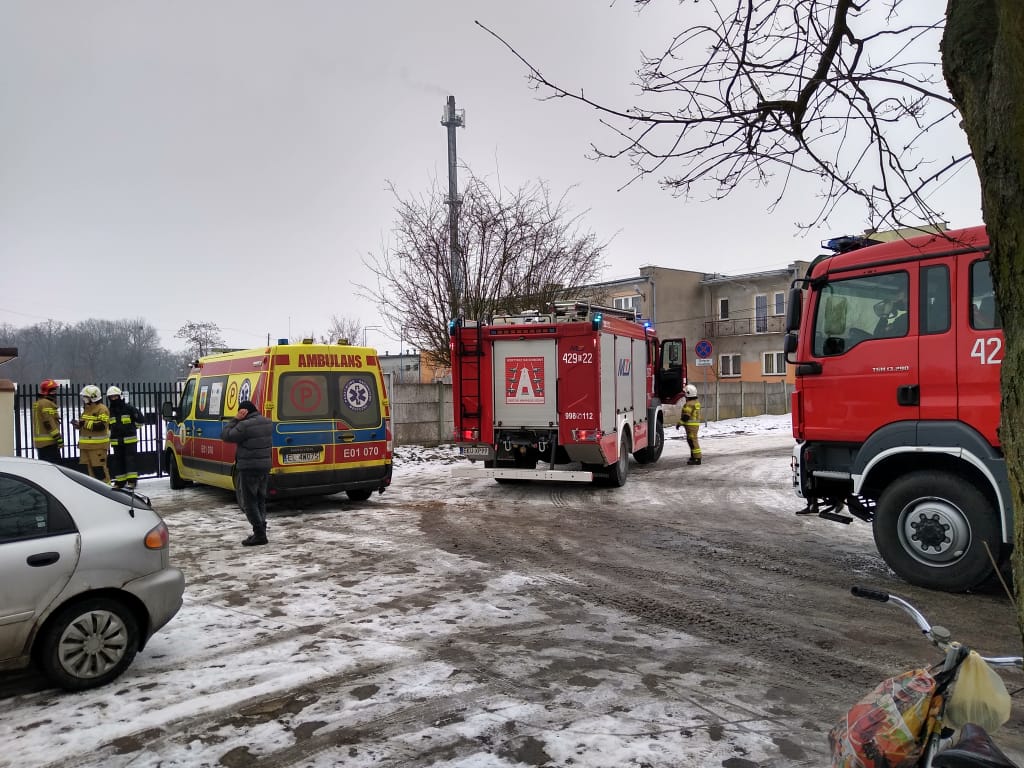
xmin=58 ymin=467 xmax=154 ymax=511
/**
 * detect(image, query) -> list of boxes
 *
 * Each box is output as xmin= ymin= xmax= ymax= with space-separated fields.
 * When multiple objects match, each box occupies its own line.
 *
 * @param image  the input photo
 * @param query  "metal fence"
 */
xmin=13 ymin=379 xmax=793 ymax=475
xmin=15 ymin=382 xmax=179 ymax=477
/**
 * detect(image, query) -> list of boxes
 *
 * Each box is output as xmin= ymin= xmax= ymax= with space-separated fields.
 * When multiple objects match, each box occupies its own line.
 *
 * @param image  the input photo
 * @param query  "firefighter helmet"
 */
xmin=80 ymin=384 xmax=102 ymax=403
xmin=39 ymin=379 xmax=60 ymax=396
xmin=684 ymin=384 xmax=698 ymax=399
xmin=106 ymin=386 xmax=122 ymax=398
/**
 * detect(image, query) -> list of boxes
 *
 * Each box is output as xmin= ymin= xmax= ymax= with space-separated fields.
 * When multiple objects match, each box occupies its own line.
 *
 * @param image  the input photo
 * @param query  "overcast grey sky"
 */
xmin=0 ymin=2 xmax=981 ymax=353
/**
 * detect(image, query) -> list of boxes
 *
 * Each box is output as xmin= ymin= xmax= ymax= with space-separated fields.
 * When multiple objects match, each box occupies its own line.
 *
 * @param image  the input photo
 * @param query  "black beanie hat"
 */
xmin=239 ymin=400 xmax=258 ymax=414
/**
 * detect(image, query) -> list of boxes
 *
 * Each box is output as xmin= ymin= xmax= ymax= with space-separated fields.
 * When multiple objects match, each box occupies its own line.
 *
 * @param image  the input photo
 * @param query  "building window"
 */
xmin=774 ymin=291 xmax=785 ymax=316
xmin=755 ymin=294 xmax=768 ymax=333
xmin=720 ymin=353 xmax=741 ymax=377
xmin=613 ymin=295 xmax=640 ymax=314
xmin=718 ymin=298 xmax=730 ymax=320
xmin=762 ymin=351 xmax=786 ymax=376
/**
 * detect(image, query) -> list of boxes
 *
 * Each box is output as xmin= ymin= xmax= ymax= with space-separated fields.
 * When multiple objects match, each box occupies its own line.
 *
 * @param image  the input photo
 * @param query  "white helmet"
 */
xmin=80 ymin=384 xmax=102 ymax=403
xmin=106 ymin=386 xmax=122 ymax=398
xmin=684 ymin=384 xmax=698 ymax=398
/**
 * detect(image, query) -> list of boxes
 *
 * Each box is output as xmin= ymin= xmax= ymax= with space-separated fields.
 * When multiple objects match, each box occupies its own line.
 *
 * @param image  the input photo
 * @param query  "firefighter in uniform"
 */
xmin=73 ymin=384 xmax=111 ymax=483
xmin=32 ymin=379 xmax=64 ymax=463
xmin=676 ymin=384 xmax=702 ymax=465
xmin=107 ymin=386 xmax=143 ymax=489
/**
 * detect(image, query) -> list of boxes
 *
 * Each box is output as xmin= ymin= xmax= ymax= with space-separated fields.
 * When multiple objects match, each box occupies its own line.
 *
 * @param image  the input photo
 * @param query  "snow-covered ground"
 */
xmin=0 ymin=414 xmax=906 ymax=768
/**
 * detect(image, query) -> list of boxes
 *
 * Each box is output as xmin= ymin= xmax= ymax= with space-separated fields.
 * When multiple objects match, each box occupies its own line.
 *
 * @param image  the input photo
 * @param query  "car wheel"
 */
xmin=873 ymin=471 xmax=1000 ymax=592
xmin=38 ymin=597 xmax=139 ymax=691
xmin=633 ymin=419 xmax=664 ymax=464
xmin=167 ymin=451 xmax=189 ymax=490
xmin=346 ymin=489 xmax=373 ymax=501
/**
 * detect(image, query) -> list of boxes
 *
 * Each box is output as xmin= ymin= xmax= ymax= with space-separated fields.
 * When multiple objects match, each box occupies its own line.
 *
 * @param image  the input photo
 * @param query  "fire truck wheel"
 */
xmin=633 ymin=419 xmax=664 ymax=464
xmin=873 ymin=471 xmax=1000 ymax=592
xmin=605 ymin=433 xmax=631 ymax=488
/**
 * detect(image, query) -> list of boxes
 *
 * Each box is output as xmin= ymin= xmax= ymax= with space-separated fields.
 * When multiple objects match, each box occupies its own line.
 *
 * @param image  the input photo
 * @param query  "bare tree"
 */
xmin=320 ymin=315 xmax=364 ymax=346
xmin=480 ymin=3 xmax=958 ymax=233
xmin=175 ymin=321 xmax=226 ymax=360
xmin=485 ymin=2 xmax=1024 ymax=632
xmin=362 ymin=172 xmax=608 ymax=366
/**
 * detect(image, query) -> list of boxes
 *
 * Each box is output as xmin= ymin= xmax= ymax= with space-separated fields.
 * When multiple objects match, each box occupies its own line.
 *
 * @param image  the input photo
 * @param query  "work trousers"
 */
xmin=80 ymin=446 xmax=110 ymax=483
xmin=110 ymin=442 xmax=139 ymax=487
xmin=684 ymin=424 xmax=702 ymax=460
xmin=237 ymin=469 xmax=269 ymax=533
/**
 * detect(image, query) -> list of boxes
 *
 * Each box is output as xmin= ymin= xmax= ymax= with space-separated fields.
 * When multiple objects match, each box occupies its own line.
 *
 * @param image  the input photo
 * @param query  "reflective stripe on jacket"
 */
xmin=681 ymin=399 xmax=701 ymax=427
xmin=79 ymin=403 xmax=110 ymax=447
xmin=108 ymin=400 xmax=143 ymax=445
xmin=32 ymin=397 xmax=62 ymax=447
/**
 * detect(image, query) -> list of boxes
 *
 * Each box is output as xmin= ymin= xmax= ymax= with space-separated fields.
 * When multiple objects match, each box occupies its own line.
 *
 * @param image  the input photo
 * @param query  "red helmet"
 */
xmin=39 ymin=379 xmax=60 ymax=396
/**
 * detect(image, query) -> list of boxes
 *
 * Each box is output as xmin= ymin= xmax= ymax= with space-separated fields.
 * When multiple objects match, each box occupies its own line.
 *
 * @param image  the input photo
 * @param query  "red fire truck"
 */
xmin=784 ymin=225 xmax=1009 ymax=591
xmin=450 ymin=301 xmax=686 ymax=486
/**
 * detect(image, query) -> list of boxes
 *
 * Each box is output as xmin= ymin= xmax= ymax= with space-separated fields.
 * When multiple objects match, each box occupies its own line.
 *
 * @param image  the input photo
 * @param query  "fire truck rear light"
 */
xmin=574 ymin=429 xmax=601 ymax=442
xmin=461 ymin=428 xmax=479 ymax=441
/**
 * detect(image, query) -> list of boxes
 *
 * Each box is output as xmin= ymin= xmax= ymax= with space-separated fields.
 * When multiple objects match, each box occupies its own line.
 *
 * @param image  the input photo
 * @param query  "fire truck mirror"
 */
xmin=785 ymin=287 xmax=803 ymax=332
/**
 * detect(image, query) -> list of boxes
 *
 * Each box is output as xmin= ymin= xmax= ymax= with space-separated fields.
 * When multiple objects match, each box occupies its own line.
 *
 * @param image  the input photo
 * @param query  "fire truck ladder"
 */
xmin=457 ymin=321 xmax=483 ymax=420
xmin=549 ymin=300 xmax=638 ymax=323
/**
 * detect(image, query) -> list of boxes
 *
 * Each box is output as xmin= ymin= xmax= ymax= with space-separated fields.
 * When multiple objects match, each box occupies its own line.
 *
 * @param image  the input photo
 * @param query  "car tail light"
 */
xmin=145 ymin=522 xmax=169 ymax=550
xmin=461 ymin=428 xmax=479 ymax=441
xmin=385 ymin=419 xmax=393 ymax=453
xmin=573 ymin=429 xmax=601 ymax=442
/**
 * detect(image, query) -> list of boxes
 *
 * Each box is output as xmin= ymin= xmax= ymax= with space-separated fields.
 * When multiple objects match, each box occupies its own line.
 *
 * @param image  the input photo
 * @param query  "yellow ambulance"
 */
xmin=161 ymin=340 xmax=392 ymax=501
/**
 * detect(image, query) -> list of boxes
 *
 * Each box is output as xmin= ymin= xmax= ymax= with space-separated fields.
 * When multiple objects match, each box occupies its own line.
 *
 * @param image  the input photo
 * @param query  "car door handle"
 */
xmin=27 ymin=552 xmax=60 ymax=567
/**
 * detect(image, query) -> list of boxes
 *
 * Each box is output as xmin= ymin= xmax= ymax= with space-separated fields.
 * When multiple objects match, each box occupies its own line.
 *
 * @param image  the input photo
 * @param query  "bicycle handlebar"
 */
xmin=851 ymin=586 xmax=1023 ymax=670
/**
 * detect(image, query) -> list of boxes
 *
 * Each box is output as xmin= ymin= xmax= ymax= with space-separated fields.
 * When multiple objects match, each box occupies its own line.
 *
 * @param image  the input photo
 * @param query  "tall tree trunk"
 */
xmin=943 ymin=1 xmax=1024 ymax=646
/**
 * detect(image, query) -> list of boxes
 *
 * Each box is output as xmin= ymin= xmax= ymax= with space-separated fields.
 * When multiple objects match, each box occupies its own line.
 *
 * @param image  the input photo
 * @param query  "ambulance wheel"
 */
xmin=346 ymin=489 xmax=373 ymax=501
xmin=633 ymin=419 xmax=664 ymax=464
xmin=604 ymin=433 xmax=631 ymax=488
xmin=873 ymin=471 xmax=1000 ymax=592
xmin=167 ymin=452 xmax=189 ymax=490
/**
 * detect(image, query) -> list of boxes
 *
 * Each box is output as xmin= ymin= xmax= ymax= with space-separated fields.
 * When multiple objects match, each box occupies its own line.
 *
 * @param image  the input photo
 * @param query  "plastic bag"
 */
xmin=829 ymin=668 xmax=936 ymax=768
xmin=945 ymin=651 xmax=1012 ymax=733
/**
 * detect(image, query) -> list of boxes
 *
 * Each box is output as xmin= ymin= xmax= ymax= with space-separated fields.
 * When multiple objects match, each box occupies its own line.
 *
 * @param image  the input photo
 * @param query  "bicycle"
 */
xmin=830 ymin=585 xmax=1023 ymax=767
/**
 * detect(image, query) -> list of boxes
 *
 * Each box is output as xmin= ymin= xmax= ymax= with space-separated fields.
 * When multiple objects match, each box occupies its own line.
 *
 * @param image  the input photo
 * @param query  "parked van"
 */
xmin=161 ymin=340 xmax=392 ymax=501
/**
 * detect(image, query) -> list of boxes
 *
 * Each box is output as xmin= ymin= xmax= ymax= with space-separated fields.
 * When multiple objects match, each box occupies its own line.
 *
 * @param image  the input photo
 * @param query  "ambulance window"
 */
xmin=970 ymin=260 xmax=1001 ymax=330
xmin=921 ymin=265 xmax=950 ymax=335
xmin=177 ymin=379 xmax=196 ymax=419
xmin=196 ymin=376 xmax=227 ymax=419
xmin=336 ymin=373 xmax=382 ymax=429
xmin=278 ymin=373 xmax=331 ymax=421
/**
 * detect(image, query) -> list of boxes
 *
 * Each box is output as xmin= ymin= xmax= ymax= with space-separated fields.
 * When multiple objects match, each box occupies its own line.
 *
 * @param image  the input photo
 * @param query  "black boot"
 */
xmin=687 ymin=457 xmax=701 ymax=465
xmin=242 ymin=527 xmax=268 ymax=546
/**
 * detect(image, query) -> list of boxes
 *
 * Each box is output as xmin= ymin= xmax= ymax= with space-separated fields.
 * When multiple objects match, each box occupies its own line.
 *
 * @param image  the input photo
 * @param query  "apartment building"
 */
xmin=582 ymin=261 xmax=809 ymax=388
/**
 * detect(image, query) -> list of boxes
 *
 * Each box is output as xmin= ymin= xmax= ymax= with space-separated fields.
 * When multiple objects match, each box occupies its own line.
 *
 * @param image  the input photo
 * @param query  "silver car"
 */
xmin=0 ymin=457 xmax=184 ymax=690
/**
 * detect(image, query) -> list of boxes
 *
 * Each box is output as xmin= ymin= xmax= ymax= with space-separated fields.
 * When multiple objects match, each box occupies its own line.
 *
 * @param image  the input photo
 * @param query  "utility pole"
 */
xmin=441 ymin=95 xmax=465 ymax=319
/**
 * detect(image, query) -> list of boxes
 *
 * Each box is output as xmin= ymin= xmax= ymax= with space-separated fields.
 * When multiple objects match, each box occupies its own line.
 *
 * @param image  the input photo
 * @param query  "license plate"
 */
xmin=282 ymin=450 xmax=322 ymax=464
xmin=461 ymin=445 xmax=490 ymax=457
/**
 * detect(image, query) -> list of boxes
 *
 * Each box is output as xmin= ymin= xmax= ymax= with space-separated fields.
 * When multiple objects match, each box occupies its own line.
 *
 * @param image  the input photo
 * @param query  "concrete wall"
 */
xmin=387 ymin=378 xmax=454 ymax=446
xmin=387 ymin=379 xmax=789 ymax=447
xmin=0 ymin=380 xmax=14 ymax=457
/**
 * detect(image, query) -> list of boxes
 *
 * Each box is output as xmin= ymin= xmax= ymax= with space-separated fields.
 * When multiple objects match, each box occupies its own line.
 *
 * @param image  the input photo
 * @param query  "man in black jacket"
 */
xmin=222 ymin=399 xmax=273 ymax=546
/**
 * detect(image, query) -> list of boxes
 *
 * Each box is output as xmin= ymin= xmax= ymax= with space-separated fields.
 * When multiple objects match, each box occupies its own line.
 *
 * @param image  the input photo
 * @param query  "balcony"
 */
xmin=703 ymin=315 xmax=786 ymax=337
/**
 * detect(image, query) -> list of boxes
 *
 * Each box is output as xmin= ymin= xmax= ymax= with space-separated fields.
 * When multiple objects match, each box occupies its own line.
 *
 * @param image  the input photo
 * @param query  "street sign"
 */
xmin=695 ymin=357 xmax=713 ymax=367
xmin=694 ymin=339 xmax=713 ymax=359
